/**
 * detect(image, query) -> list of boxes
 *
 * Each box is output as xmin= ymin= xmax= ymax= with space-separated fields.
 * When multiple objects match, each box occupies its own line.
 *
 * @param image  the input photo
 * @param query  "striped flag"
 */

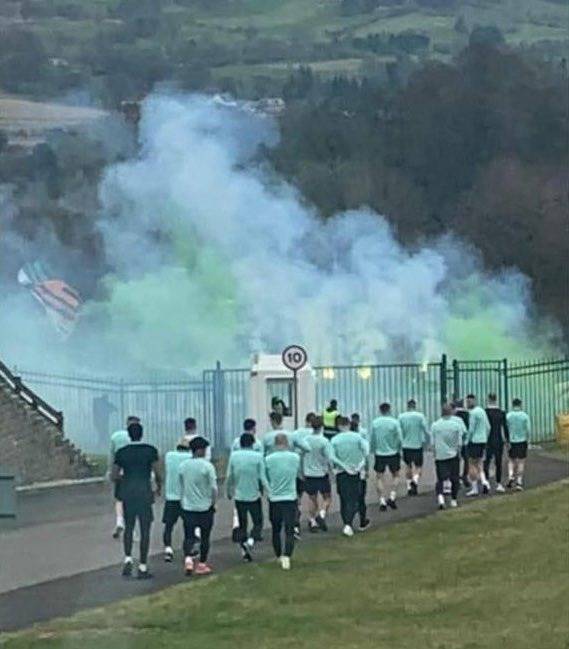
xmin=18 ymin=262 xmax=82 ymax=338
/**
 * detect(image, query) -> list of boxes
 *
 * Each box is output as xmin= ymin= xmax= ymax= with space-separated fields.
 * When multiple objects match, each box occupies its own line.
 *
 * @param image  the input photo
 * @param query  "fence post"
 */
xmin=119 ymin=378 xmax=125 ymax=425
xmin=503 ymin=358 xmax=509 ymax=409
xmin=452 ymin=359 xmax=460 ymax=401
xmin=440 ymin=354 xmax=448 ymax=404
xmin=213 ymin=361 xmax=225 ymax=454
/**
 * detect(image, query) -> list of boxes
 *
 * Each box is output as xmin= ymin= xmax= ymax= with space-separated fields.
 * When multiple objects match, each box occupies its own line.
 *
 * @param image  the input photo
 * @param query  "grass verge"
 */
xmin=2 ymin=480 xmax=568 ymax=648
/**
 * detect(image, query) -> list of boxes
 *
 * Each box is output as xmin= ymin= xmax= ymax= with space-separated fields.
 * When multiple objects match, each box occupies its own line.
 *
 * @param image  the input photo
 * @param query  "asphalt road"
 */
xmin=0 ymin=452 xmax=566 ymax=633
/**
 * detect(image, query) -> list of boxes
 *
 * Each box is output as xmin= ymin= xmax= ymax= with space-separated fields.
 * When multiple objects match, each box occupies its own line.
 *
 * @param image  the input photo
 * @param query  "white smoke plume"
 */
xmin=0 ymin=94 xmax=560 ymax=375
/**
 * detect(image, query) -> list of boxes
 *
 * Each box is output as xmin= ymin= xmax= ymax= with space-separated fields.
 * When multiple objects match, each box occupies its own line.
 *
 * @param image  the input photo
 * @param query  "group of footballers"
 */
xmin=109 ymin=394 xmax=531 ymax=577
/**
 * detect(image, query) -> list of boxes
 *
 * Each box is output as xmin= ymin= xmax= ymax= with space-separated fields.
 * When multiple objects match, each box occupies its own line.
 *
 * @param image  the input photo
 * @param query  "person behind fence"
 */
xmin=453 ymin=399 xmax=471 ymax=488
xmin=293 ymin=412 xmax=316 ymax=537
xmin=113 ymin=421 xmax=161 ymax=580
xmin=398 ymin=399 xmax=429 ymax=496
xmin=231 ymin=418 xmax=263 ymax=453
xmin=302 ymin=415 xmax=334 ymax=533
xmin=179 ymin=436 xmax=217 ymax=576
xmin=264 ymin=432 xmax=301 ymax=571
xmin=484 ymin=393 xmax=509 ymax=494
xmin=465 ymin=395 xmax=491 ymax=497
xmin=109 ymin=415 xmax=140 ymax=539
xmin=350 ymin=413 xmax=371 ymax=531
xmin=331 ymin=415 xmax=369 ymax=538
xmin=430 ymin=403 xmax=465 ymax=510
xmin=322 ymin=399 xmax=340 ymax=440
xmin=162 ymin=437 xmax=191 ymax=563
xmin=506 ymin=398 xmax=531 ymax=491
xmin=370 ymin=402 xmax=403 ymax=511
xmin=226 ymin=432 xmax=265 ymax=563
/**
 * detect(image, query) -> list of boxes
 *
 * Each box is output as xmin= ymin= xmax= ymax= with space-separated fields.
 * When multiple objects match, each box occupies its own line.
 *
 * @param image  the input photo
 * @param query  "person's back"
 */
xmin=110 ymin=429 xmax=131 ymax=462
xmin=226 ymin=449 xmax=264 ymax=502
xmin=115 ymin=441 xmax=158 ymax=505
xmin=431 ymin=417 xmax=462 ymax=461
xmin=264 ymin=449 xmax=300 ymax=501
xmin=398 ymin=411 xmax=428 ymax=449
xmin=485 ymin=405 xmax=507 ymax=446
xmin=468 ymin=405 xmax=490 ymax=444
xmin=331 ymin=430 xmax=368 ymax=473
xmin=179 ymin=456 xmax=217 ymax=512
xmin=370 ymin=415 xmax=402 ymax=456
xmin=506 ymin=409 xmax=530 ymax=443
xmin=303 ymin=432 xmax=333 ymax=477
xmin=164 ymin=449 xmax=190 ymax=502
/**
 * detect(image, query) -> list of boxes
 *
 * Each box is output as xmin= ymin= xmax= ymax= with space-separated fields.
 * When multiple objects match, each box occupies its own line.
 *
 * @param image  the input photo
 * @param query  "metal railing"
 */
xmin=14 ymin=356 xmax=569 ymax=453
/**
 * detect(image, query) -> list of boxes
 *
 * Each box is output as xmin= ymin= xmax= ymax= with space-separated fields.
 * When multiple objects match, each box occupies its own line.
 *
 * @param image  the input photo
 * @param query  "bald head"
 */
xmin=442 ymin=403 xmax=453 ymax=417
xmin=275 ymin=433 xmax=289 ymax=449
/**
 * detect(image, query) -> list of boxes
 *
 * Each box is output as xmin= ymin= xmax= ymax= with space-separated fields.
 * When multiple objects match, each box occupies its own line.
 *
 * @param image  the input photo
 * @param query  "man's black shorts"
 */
xmin=435 ymin=456 xmax=459 ymax=482
xmin=296 ymin=477 xmax=305 ymax=497
xmin=374 ymin=454 xmax=401 ymax=474
xmin=123 ymin=499 xmax=154 ymax=526
xmin=162 ymin=500 xmax=182 ymax=526
xmin=403 ymin=448 xmax=424 ymax=467
xmin=467 ymin=442 xmax=486 ymax=460
xmin=304 ymin=475 xmax=331 ymax=496
xmin=509 ymin=442 xmax=528 ymax=459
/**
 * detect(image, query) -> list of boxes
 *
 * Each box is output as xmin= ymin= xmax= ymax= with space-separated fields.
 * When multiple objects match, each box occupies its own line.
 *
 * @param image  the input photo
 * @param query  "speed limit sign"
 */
xmin=282 ymin=345 xmax=308 ymax=371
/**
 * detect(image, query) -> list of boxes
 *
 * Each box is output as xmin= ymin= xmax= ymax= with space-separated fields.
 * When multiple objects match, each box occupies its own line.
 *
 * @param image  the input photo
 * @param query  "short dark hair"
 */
xmin=305 ymin=412 xmax=316 ymax=424
xmin=243 ymin=418 xmax=256 ymax=432
xmin=311 ymin=415 xmax=323 ymax=430
xmin=270 ymin=411 xmax=283 ymax=425
xmin=379 ymin=402 xmax=391 ymax=415
xmin=330 ymin=399 xmax=338 ymax=408
xmin=351 ymin=413 xmax=360 ymax=421
xmin=189 ymin=436 xmax=209 ymax=453
xmin=512 ymin=398 xmax=522 ymax=407
xmin=127 ymin=422 xmax=143 ymax=441
xmin=126 ymin=415 xmax=140 ymax=426
xmin=184 ymin=417 xmax=197 ymax=431
xmin=466 ymin=394 xmax=476 ymax=400
xmin=487 ymin=393 xmax=497 ymax=402
xmin=336 ymin=415 xmax=350 ymax=427
xmin=240 ymin=432 xmax=255 ymax=448
xmin=407 ymin=399 xmax=416 ymax=408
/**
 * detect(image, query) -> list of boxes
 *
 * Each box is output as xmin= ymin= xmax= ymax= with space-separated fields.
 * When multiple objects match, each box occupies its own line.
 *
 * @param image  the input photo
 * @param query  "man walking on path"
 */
xmin=506 ymin=399 xmax=531 ymax=491
xmin=264 ymin=433 xmax=300 ymax=570
xmin=370 ymin=403 xmax=403 ymax=510
xmin=484 ymin=394 xmax=509 ymax=493
xmin=302 ymin=416 xmax=334 ymax=533
xmin=350 ymin=413 xmax=371 ymax=531
xmin=162 ymin=437 xmax=191 ymax=562
xmin=263 ymin=412 xmax=311 ymax=456
xmin=398 ymin=399 xmax=428 ymax=496
xmin=179 ymin=437 xmax=218 ymax=576
xmin=430 ymin=404 xmax=464 ymax=510
xmin=465 ymin=395 xmax=491 ymax=497
xmin=231 ymin=419 xmax=263 ymax=453
xmin=226 ymin=432 xmax=265 ymax=562
xmin=113 ymin=422 xmax=161 ymax=579
xmin=331 ymin=416 xmax=369 ymax=537
xmin=109 ymin=415 xmax=140 ymax=539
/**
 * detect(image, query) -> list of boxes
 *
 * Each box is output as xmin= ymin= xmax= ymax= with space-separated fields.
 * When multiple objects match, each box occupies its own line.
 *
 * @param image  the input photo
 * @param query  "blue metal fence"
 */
xmin=15 ymin=356 xmax=569 ymax=454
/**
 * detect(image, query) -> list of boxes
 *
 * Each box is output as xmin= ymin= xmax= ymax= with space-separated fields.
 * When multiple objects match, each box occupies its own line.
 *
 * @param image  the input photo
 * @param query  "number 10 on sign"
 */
xmin=282 ymin=345 xmax=308 ymax=428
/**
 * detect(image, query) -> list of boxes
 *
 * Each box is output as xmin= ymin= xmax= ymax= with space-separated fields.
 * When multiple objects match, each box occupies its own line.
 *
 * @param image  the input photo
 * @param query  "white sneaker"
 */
xmin=450 ymin=499 xmax=458 ymax=508
xmin=164 ymin=547 xmax=174 ymax=562
xmin=495 ymin=483 xmax=506 ymax=493
xmin=281 ymin=556 xmax=291 ymax=571
xmin=342 ymin=525 xmax=354 ymax=537
xmin=246 ymin=537 xmax=255 ymax=548
xmin=465 ymin=487 xmax=479 ymax=497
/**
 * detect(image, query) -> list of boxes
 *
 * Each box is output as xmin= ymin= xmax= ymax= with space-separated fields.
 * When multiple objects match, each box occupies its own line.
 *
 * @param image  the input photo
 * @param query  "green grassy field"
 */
xmin=2 ymin=480 xmax=568 ymax=649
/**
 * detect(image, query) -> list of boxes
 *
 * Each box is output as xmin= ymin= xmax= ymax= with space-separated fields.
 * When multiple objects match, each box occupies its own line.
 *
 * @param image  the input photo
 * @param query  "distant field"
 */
xmin=3 ymin=479 xmax=568 ymax=648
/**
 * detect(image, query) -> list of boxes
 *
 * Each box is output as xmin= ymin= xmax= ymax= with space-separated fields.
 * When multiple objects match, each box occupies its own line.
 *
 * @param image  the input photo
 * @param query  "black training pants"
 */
xmin=269 ymin=500 xmax=296 ymax=558
xmin=336 ymin=472 xmax=360 ymax=527
xmin=123 ymin=499 xmax=153 ymax=564
xmin=484 ymin=444 xmax=504 ymax=484
xmin=235 ymin=499 xmax=263 ymax=543
xmin=358 ymin=478 xmax=367 ymax=523
xmin=435 ymin=457 xmax=460 ymax=499
xmin=182 ymin=509 xmax=214 ymax=563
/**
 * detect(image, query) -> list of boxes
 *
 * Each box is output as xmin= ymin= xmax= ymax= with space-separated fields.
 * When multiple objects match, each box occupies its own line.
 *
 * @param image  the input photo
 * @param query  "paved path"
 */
xmin=0 ymin=452 xmax=566 ymax=632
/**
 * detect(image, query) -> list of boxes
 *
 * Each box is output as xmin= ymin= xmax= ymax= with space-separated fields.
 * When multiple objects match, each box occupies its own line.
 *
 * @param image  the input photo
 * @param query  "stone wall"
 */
xmin=0 ymin=379 xmax=93 ymax=485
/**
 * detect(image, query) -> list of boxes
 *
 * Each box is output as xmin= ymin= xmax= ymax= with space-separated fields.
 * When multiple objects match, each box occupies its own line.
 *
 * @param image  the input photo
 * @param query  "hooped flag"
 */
xmin=18 ymin=261 xmax=82 ymax=338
